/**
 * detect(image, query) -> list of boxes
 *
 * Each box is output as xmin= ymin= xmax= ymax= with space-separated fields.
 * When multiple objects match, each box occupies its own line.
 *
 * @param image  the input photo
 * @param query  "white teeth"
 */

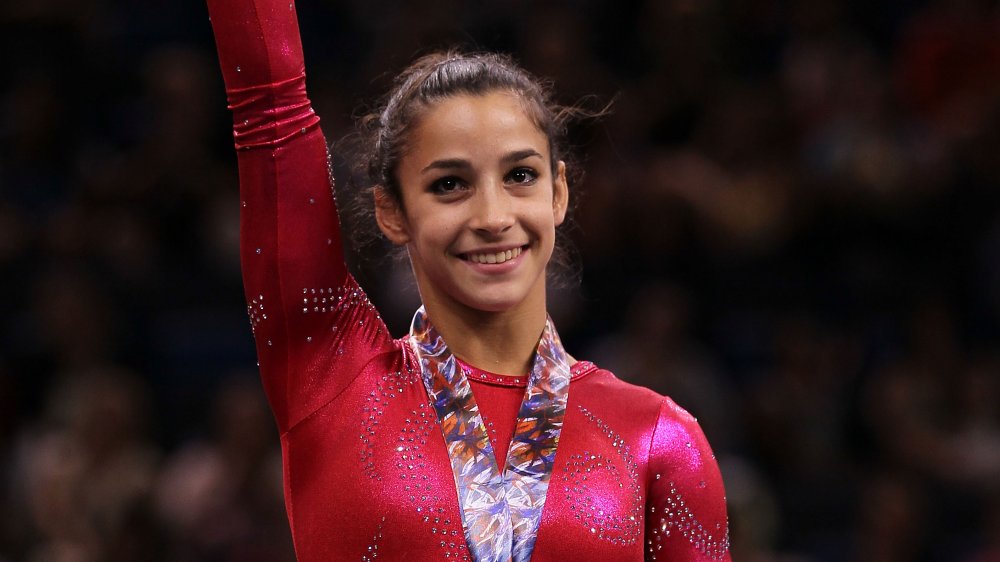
xmin=468 ymin=246 xmax=522 ymax=264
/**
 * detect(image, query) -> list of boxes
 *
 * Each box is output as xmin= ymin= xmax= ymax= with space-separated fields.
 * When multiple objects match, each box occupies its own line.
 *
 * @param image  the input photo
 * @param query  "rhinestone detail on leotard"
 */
xmin=359 ymin=370 xmax=409 ymax=480
xmin=646 ymin=481 xmax=730 ymax=560
xmin=300 ymin=283 xmax=377 ymax=317
xmin=566 ymin=406 xmax=644 ymax=545
xmin=361 ymin=516 xmax=384 ymax=561
xmin=247 ymin=293 xmax=266 ymax=335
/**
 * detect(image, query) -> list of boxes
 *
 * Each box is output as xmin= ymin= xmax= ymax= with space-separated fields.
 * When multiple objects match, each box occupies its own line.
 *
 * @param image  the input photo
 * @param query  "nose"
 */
xmin=470 ymin=184 xmax=514 ymax=236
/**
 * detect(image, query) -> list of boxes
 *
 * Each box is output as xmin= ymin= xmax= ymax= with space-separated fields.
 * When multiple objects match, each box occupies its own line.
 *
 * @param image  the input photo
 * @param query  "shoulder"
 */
xmin=570 ymin=359 xmax=694 ymax=421
xmin=572 ymin=362 xmax=731 ymax=559
xmin=573 ymin=359 xmax=715 ymax=464
xmin=567 ymin=360 xmax=710 ymax=460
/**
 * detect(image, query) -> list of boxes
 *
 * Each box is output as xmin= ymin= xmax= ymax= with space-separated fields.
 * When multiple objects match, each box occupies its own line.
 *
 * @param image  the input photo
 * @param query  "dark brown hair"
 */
xmin=343 ymin=49 xmax=599 ymax=284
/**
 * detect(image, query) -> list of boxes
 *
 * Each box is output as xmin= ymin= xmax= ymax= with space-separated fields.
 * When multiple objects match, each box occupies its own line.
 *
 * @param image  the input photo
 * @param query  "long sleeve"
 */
xmin=207 ymin=0 xmax=391 ymax=434
xmin=645 ymin=398 xmax=731 ymax=561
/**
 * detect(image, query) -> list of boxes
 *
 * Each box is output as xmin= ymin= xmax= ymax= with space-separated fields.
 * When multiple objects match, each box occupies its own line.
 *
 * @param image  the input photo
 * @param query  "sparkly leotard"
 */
xmin=207 ymin=1 xmax=732 ymax=560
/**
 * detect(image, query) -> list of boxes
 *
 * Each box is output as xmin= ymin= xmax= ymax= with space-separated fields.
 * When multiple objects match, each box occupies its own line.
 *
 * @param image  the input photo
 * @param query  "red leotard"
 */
xmin=206 ymin=1 xmax=731 ymax=559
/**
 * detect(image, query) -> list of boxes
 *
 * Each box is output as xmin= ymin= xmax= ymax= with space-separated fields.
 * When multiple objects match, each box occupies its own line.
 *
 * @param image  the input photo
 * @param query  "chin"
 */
xmin=415 ymin=265 xmax=547 ymax=318
xmin=458 ymin=293 xmax=524 ymax=314
xmin=453 ymin=278 xmax=544 ymax=314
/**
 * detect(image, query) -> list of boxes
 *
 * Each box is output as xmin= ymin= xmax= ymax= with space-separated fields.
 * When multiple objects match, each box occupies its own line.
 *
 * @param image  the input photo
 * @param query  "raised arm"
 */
xmin=208 ymin=0 xmax=389 ymax=433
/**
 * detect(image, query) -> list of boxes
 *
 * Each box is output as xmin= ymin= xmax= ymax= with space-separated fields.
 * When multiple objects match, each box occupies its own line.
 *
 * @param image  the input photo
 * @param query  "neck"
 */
xmin=421 ymin=301 xmax=547 ymax=377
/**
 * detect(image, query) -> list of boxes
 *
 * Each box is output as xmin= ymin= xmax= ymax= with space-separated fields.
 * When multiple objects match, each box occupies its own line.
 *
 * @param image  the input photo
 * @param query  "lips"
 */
xmin=462 ymin=246 xmax=524 ymax=265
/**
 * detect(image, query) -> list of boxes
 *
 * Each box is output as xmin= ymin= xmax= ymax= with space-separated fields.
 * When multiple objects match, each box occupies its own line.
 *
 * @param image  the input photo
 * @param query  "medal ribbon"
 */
xmin=409 ymin=307 xmax=571 ymax=562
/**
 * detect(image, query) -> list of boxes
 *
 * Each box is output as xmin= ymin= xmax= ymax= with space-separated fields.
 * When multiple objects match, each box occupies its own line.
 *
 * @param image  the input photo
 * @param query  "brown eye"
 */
xmin=506 ymin=168 xmax=538 ymax=185
xmin=430 ymin=176 xmax=464 ymax=194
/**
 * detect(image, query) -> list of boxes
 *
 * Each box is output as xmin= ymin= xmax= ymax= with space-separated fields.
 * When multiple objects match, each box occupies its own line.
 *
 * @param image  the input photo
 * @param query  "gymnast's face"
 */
xmin=375 ymin=91 xmax=568 ymax=317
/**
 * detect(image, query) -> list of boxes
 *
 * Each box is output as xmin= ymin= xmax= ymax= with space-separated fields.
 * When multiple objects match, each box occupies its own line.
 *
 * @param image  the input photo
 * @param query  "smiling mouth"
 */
xmin=463 ymin=246 xmax=524 ymax=265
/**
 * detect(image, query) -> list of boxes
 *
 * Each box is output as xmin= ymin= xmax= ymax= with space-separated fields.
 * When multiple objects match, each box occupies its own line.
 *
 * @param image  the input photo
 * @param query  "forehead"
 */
xmin=403 ymin=92 xmax=551 ymax=162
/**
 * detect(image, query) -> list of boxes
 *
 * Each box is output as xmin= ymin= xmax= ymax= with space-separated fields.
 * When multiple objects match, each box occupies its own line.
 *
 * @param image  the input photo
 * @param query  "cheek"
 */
xmin=408 ymin=213 xmax=461 ymax=253
xmin=527 ymin=204 xmax=559 ymax=238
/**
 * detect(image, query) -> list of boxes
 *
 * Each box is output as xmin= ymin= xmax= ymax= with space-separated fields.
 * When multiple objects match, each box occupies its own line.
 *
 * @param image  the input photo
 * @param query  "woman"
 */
xmin=206 ymin=0 xmax=731 ymax=560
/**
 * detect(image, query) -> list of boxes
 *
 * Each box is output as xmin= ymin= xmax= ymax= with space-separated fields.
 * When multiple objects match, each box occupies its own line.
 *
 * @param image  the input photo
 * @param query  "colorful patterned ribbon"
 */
xmin=409 ymin=307 xmax=571 ymax=562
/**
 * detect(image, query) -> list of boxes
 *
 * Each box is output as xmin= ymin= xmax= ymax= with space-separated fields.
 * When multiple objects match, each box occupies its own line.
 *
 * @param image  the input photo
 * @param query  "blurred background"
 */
xmin=1 ymin=0 xmax=999 ymax=560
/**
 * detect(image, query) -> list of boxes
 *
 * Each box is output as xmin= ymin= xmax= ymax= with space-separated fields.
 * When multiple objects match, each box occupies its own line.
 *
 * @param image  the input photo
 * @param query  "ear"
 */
xmin=552 ymin=161 xmax=569 ymax=226
xmin=374 ymin=186 xmax=411 ymax=245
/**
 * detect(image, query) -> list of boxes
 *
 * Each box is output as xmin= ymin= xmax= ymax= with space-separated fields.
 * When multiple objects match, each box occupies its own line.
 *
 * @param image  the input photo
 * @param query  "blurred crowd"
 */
xmin=1 ymin=0 xmax=999 ymax=561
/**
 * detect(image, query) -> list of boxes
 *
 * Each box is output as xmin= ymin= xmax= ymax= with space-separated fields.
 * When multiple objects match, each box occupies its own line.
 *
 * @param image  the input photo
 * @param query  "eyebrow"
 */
xmin=420 ymin=149 xmax=544 ymax=174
